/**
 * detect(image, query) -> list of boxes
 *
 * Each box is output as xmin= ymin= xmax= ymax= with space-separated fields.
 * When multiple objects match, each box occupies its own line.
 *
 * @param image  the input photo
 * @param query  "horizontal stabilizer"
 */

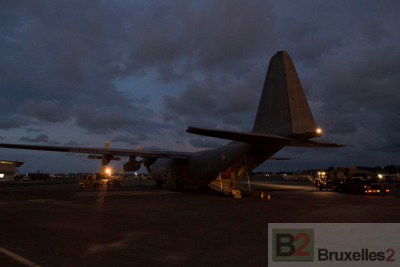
xmin=186 ymin=127 xmax=292 ymax=146
xmin=288 ymin=140 xmax=346 ymax=147
xmin=268 ymin=157 xmax=292 ymax=160
xmin=87 ymin=155 xmax=121 ymax=160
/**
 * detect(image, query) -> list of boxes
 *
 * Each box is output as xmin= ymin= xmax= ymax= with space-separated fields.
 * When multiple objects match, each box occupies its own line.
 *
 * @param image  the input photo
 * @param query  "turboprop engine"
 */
xmin=142 ymin=157 xmax=157 ymax=168
xmin=123 ymin=157 xmax=142 ymax=172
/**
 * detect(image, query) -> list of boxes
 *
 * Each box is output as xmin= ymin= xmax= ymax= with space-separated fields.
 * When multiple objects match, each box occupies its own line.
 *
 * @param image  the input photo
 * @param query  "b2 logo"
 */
xmin=272 ymin=229 xmax=314 ymax=261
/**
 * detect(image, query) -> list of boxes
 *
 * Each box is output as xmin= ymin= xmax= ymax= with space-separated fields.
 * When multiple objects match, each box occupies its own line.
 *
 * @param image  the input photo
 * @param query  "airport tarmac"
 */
xmin=1 ymin=177 xmax=400 ymax=267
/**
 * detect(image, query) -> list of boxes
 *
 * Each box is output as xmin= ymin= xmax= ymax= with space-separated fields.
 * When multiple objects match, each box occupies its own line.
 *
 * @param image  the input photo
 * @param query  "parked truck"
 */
xmin=313 ymin=168 xmax=389 ymax=195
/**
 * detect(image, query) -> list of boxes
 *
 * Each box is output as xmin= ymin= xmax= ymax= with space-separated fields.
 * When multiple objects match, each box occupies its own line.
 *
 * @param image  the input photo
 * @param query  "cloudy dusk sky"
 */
xmin=1 ymin=0 xmax=399 ymax=173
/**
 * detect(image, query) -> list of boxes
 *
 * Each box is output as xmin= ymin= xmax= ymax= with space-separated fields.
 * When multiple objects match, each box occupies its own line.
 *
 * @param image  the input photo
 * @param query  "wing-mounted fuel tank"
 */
xmin=123 ymin=156 xmax=142 ymax=172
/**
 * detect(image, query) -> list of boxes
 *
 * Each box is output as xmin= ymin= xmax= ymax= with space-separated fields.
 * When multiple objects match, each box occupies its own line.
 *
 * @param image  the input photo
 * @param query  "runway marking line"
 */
xmin=95 ymin=184 xmax=108 ymax=208
xmin=0 ymin=246 xmax=42 ymax=267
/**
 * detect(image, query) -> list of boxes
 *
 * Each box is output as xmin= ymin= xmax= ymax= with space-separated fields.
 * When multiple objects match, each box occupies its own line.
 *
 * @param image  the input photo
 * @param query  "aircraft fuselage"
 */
xmin=151 ymin=142 xmax=280 ymax=187
xmin=151 ymin=142 xmax=251 ymax=186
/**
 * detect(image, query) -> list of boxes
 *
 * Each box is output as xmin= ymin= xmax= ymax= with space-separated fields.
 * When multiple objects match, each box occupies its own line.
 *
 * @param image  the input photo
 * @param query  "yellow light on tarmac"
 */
xmin=378 ymin=174 xmax=383 ymax=178
xmin=106 ymin=168 xmax=111 ymax=174
xmin=317 ymin=128 xmax=322 ymax=134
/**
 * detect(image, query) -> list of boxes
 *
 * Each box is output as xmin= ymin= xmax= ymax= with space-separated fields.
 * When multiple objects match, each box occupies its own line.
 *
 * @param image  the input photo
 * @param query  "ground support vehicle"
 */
xmin=107 ymin=179 xmax=121 ymax=188
xmin=78 ymin=174 xmax=102 ymax=188
xmin=313 ymin=168 xmax=388 ymax=195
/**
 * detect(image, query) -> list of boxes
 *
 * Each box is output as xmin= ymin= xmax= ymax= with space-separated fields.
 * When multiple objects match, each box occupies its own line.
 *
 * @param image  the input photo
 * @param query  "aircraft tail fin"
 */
xmin=252 ymin=51 xmax=317 ymax=136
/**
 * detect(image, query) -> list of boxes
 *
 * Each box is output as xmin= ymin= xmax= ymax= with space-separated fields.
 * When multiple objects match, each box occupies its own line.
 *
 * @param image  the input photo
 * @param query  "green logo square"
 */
xmin=272 ymin=229 xmax=314 ymax=261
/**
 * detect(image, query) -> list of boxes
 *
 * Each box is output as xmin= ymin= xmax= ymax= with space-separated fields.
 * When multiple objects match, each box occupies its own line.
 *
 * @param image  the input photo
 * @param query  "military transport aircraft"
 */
xmin=0 ymin=51 xmax=344 ymax=196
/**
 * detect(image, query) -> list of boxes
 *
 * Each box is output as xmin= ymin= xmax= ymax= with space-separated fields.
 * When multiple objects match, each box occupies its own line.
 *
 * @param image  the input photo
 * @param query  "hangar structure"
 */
xmin=0 ymin=160 xmax=24 ymax=182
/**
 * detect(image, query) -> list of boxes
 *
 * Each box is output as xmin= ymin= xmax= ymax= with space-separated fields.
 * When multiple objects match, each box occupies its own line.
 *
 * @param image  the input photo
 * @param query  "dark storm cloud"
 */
xmin=0 ymin=116 xmax=25 ymax=130
xmin=18 ymin=99 xmax=69 ymax=123
xmin=74 ymin=105 xmax=137 ymax=133
xmin=273 ymin=1 xmax=400 ymax=66
xmin=26 ymin=127 xmax=44 ymax=133
xmin=137 ymin=133 xmax=148 ymax=141
xmin=189 ymin=137 xmax=226 ymax=148
xmin=72 ymin=103 xmax=158 ymax=134
xmin=1 ymin=0 xmax=274 ymax=137
xmin=19 ymin=134 xmax=60 ymax=145
xmin=111 ymin=133 xmax=149 ymax=146
xmin=310 ymin=46 xmax=400 ymax=152
xmin=277 ymin=19 xmax=345 ymax=66
xmin=360 ymin=21 xmax=389 ymax=45
xmin=120 ymin=0 xmax=275 ymax=81
xmin=64 ymin=141 xmax=84 ymax=146
xmin=0 ymin=98 xmax=10 ymax=110
xmin=163 ymin=70 xmax=264 ymax=131
xmin=111 ymin=135 xmax=139 ymax=146
xmin=1 ymin=0 xmax=136 ymax=120
xmin=1 ymin=0 xmax=400 ymax=173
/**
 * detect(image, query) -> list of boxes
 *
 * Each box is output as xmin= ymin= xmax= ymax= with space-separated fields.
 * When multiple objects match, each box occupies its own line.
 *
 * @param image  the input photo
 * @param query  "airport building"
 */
xmin=0 ymin=160 xmax=24 ymax=182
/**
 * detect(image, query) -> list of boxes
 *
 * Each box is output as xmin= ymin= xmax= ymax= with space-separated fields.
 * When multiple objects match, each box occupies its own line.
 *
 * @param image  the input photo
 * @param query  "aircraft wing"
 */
xmin=0 ymin=143 xmax=193 ymax=159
